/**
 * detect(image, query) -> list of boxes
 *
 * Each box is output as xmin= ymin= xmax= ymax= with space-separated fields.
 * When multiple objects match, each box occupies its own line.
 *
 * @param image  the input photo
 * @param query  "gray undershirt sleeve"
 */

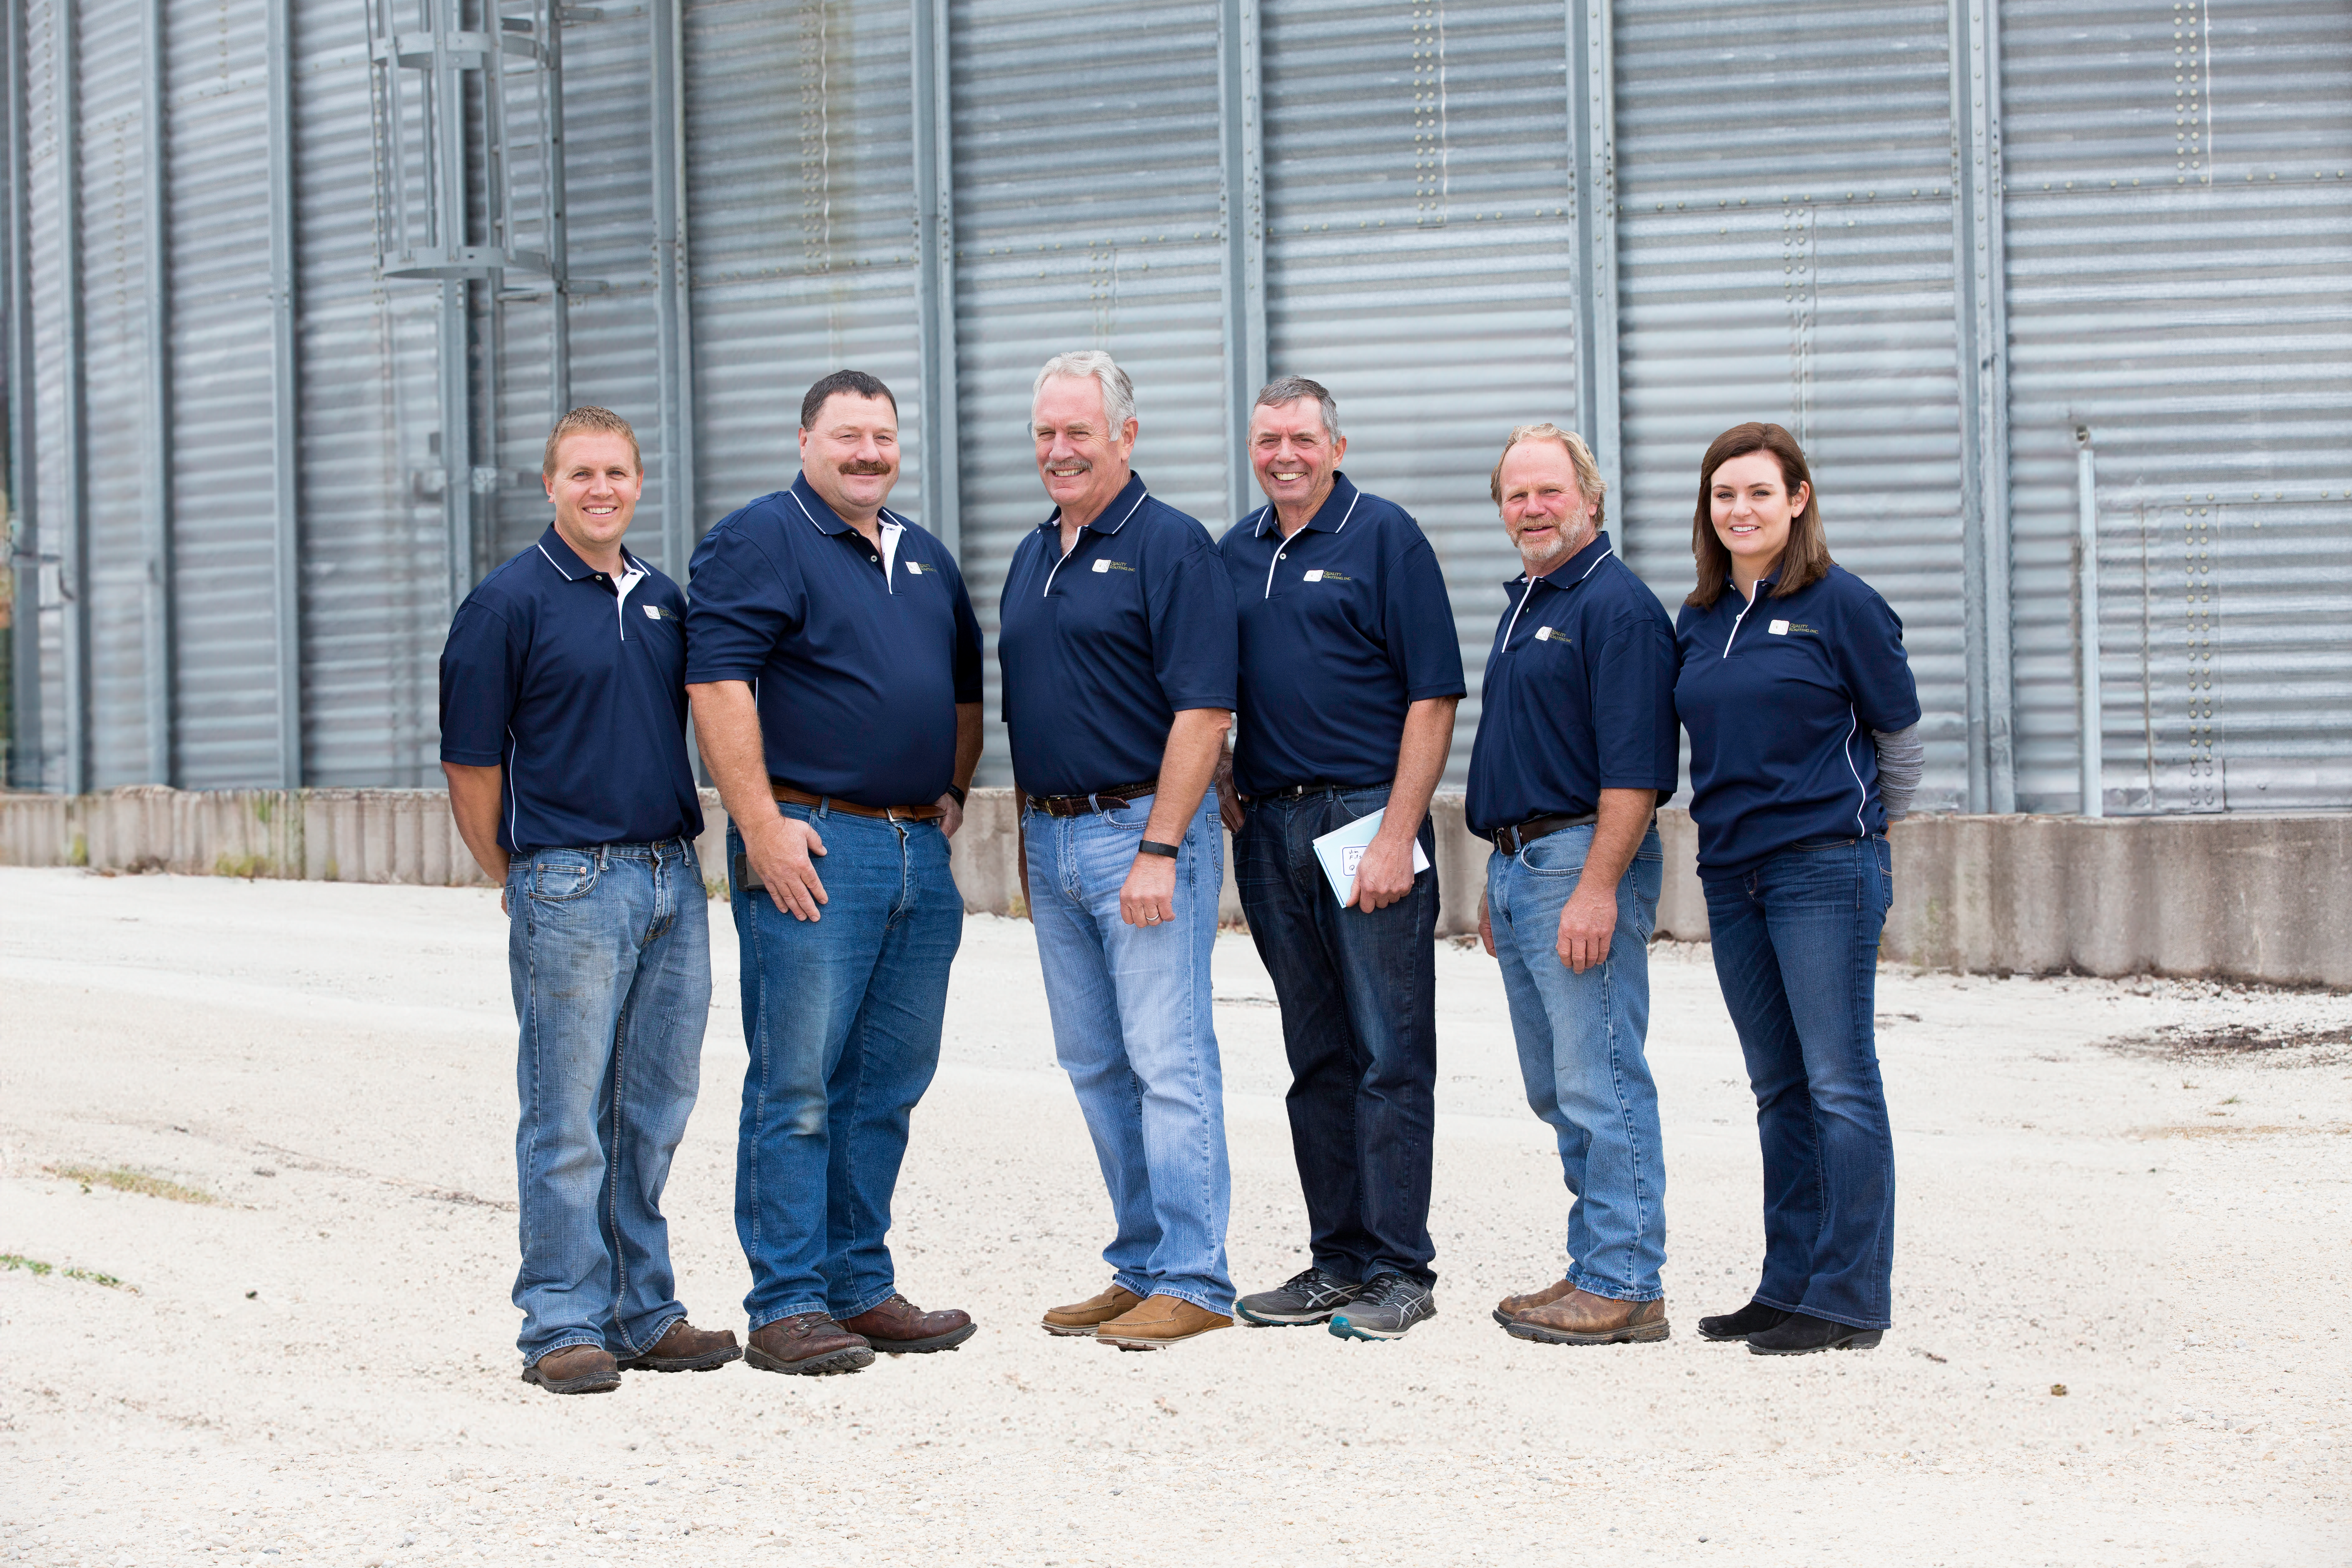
xmin=1873 ymin=724 xmax=1924 ymax=821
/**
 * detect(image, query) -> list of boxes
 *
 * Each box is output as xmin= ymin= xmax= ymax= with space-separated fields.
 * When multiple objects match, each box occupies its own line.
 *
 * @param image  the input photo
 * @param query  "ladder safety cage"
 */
xmin=366 ymin=0 xmax=566 ymax=283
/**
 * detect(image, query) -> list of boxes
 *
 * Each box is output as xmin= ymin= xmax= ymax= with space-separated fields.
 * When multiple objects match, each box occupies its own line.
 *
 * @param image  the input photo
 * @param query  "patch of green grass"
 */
xmin=0 ymin=1253 xmax=132 ymax=1291
xmin=51 ymin=1163 xmax=220 ymax=1206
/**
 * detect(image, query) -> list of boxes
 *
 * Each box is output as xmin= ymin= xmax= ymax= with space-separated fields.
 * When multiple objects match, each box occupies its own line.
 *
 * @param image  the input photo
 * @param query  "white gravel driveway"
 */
xmin=0 ymin=866 xmax=2345 ymax=1565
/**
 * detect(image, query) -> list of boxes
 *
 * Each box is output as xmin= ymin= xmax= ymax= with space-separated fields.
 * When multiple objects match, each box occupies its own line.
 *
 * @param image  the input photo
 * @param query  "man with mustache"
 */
xmin=1000 ymin=350 xmax=1242 ymax=1351
xmin=1470 ymin=423 xmax=1680 ymax=1347
xmin=685 ymin=370 xmax=984 ymax=1375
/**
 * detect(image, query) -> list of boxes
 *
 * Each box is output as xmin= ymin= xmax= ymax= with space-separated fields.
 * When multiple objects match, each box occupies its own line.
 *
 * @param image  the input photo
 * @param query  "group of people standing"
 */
xmin=437 ymin=350 xmax=1920 ymax=1396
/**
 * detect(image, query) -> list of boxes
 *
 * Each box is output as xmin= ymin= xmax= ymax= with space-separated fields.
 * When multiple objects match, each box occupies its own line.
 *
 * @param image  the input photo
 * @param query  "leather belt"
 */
xmin=771 ymin=779 xmax=943 ymax=822
xmin=1492 ymin=812 xmax=1597 ymax=855
xmin=1025 ymin=778 xmax=1159 ymax=818
xmin=1251 ymin=779 xmax=1383 ymax=801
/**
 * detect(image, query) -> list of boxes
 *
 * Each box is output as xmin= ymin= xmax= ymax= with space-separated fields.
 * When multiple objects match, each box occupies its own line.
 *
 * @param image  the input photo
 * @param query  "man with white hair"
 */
xmin=998 ymin=350 xmax=1242 ymax=1351
xmin=1470 ymin=423 xmax=1680 ymax=1348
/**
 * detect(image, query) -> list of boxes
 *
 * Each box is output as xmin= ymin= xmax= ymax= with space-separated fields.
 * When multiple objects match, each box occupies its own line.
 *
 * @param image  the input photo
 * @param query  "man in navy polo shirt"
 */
xmin=1212 ymin=376 xmax=1463 ymax=1342
xmin=441 ymin=406 xmax=739 ymax=1396
xmin=685 ymin=370 xmax=983 ymax=1376
xmin=1000 ymin=350 xmax=1242 ymax=1352
xmin=1467 ymin=423 xmax=1681 ymax=1348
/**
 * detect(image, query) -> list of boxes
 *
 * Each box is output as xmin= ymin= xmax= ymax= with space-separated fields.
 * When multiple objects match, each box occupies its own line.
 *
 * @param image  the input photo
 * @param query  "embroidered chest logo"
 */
xmin=1768 ymin=620 xmax=1820 ymax=637
xmin=1302 ymin=568 xmax=1353 ymax=583
xmin=643 ymin=604 xmax=662 ymax=620
xmin=1091 ymin=559 xmax=1135 ymax=574
xmin=1533 ymin=626 xmax=1569 ymax=644
xmin=904 ymin=560 xmax=926 ymax=576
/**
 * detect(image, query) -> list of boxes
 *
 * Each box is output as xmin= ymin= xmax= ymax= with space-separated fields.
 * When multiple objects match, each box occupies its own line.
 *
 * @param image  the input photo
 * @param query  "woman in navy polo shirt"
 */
xmin=1673 ymin=421 xmax=1923 ymax=1357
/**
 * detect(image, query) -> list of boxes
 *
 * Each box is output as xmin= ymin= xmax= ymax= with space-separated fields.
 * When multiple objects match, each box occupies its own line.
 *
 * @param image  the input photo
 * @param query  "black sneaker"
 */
xmin=1746 ymin=1312 xmax=1884 ymax=1356
xmin=1328 ymin=1272 xmax=1436 ymax=1342
xmin=1697 ymin=1301 xmax=1791 ymax=1342
xmin=1236 ymin=1267 xmax=1363 ymax=1326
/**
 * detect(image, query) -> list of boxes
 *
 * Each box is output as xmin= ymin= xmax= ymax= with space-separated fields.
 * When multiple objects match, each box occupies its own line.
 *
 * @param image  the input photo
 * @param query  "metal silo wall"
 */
xmin=76 ymin=0 xmax=149 ymax=788
xmin=2000 ymin=0 xmax=2352 ymax=814
xmin=22 ymin=0 xmax=66 ymax=792
xmin=8 ymin=0 xmax=2346 ymax=813
xmin=686 ymin=0 xmax=923 ymax=535
xmin=298 ymin=0 xmax=441 ymax=786
xmin=166 ymin=0 xmax=281 ymax=789
xmin=1613 ymin=0 xmax=1970 ymax=810
xmin=947 ymin=0 xmax=1232 ymax=786
xmin=1260 ymin=0 xmax=1578 ymax=786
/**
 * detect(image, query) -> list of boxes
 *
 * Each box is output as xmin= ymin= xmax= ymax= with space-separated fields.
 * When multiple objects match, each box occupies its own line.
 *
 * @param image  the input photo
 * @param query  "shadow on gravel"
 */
xmin=2098 ymin=1021 xmax=2352 ymax=1067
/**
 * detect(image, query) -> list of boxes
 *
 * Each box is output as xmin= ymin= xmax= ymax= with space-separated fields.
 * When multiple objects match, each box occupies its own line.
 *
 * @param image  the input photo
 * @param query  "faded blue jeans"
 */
xmin=732 ymin=805 xmax=962 ymax=1330
xmin=507 ymin=837 xmax=711 ymax=1367
xmin=1486 ymin=823 xmax=1668 ymax=1301
xmin=1704 ymin=834 xmax=1896 ymax=1331
xmin=1025 ymin=791 xmax=1234 ymax=1314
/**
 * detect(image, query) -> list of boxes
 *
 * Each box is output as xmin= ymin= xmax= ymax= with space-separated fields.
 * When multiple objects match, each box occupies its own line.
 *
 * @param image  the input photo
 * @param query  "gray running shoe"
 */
xmin=1236 ymin=1266 xmax=1363 ymax=1326
xmin=1328 ymin=1272 xmax=1436 ymax=1341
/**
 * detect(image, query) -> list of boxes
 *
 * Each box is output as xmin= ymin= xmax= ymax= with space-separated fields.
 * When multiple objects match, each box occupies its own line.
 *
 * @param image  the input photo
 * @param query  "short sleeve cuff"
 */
xmin=439 ymin=744 xmax=504 ymax=766
xmin=681 ymin=662 xmax=767 ymax=686
xmin=1405 ymin=679 xmax=1468 ymax=702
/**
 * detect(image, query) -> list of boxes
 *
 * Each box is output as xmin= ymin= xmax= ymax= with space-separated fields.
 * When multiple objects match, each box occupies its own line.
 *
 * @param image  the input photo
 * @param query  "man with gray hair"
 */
xmin=1213 ymin=376 xmax=1463 ymax=1341
xmin=998 ymin=349 xmax=1242 ymax=1351
xmin=1469 ymin=422 xmax=1680 ymax=1347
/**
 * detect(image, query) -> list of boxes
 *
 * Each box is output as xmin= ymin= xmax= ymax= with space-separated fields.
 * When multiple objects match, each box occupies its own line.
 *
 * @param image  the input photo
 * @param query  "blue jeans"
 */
xmin=1025 ymin=791 xmax=1233 ymax=1314
xmin=1486 ymin=824 xmax=1667 ymax=1301
xmin=731 ymin=806 xmax=962 ymax=1329
xmin=1704 ymin=835 xmax=1896 ymax=1331
xmin=1235 ymin=785 xmax=1439 ymax=1286
xmin=506 ymin=837 xmax=712 ymax=1365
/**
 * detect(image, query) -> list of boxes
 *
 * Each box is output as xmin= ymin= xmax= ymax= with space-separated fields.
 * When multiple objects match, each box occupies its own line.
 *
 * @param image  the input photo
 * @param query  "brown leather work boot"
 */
xmin=837 ymin=1294 xmax=977 ymax=1354
xmin=521 ymin=1343 xmax=621 ymax=1395
xmin=1492 ymin=1276 xmax=1577 ymax=1327
xmin=1096 ymin=1294 xmax=1234 ymax=1352
xmin=617 ymin=1319 xmax=742 ymax=1372
xmin=745 ymin=1312 xmax=874 ymax=1376
xmin=1040 ymin=1284 xmax=1143 ymax=1338
xmin=1505 ymin=1289 xmax=1669 ymax=1345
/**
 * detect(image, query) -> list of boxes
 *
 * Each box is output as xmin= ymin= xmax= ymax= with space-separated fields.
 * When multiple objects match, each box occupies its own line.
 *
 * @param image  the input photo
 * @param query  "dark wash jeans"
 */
xmin=1235 ymin=785 xmax=1440 ymax=1286
xmin=730 ymin=805 xmax=961 ymax=1330
xmin=1703 ymin=834 xmax=1897 ymax=1330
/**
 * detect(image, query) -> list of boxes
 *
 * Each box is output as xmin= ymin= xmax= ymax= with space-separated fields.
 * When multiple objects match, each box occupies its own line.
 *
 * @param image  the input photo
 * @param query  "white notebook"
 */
xmin=1310 ymin=806 xmax=1431 ymax=907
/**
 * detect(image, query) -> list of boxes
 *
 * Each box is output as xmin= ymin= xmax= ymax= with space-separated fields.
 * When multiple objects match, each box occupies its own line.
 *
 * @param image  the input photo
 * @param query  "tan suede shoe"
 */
xmin=1040 ymin=1284 xmax=1144 ymax=1338
xmin=1096 ymin=1294 xmax=1234 ymax=1352
xmin=1505 ymin=1289 xmax=1669 ymax=1345
xmin=1491 ymin=1276 xmax=1577 ymax=1326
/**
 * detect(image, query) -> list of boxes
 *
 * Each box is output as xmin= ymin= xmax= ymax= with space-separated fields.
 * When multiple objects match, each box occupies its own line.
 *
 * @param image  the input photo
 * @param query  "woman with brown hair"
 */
xmin=1672 ymin=422 xmax=1922 ymax=1356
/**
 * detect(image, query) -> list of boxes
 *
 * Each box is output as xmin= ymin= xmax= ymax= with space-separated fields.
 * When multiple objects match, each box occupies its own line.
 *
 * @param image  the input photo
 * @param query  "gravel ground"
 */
xmin=1 ymin=865 xmax=2346 ymax=1566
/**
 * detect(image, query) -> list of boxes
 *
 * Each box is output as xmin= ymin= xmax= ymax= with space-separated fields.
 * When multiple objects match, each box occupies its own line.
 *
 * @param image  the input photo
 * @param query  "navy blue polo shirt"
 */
xmin=998 ymin=472 xmax=1239 ymax=797
xmin=1674 ymin=562 xmax=1921 ymax=879
xmin=1464 ymin=531 xmax=1680 ymax=839
xmin=438 ymin=526 xmax=704 ymax=854
xmin=683 ymin=474 xmax=984 ymax=808
xmin=1216 ymin=473 xmax=1466 ymax=797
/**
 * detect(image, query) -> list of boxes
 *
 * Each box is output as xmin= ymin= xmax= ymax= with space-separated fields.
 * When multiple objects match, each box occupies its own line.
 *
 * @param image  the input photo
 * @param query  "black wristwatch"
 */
xmin=1136 ymin=839 xmax=1181 ymax=859
xmin=945 ymin=784 xmax=968 ymax=807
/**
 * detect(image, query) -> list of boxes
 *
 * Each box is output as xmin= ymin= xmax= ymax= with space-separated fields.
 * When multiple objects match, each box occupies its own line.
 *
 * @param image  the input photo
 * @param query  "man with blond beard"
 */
xmin=1471 ymin=423 xmax=1680 ymax=1348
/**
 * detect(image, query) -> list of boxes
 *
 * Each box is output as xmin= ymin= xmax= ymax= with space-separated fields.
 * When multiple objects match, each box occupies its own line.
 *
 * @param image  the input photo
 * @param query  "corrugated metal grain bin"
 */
xmin=5 ymin=0 xmax=2347 ymax=811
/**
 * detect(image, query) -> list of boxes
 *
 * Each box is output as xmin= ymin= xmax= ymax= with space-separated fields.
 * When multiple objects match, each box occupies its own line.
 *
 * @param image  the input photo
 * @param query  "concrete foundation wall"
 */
xmin=4 ymin=787 xmax=2344 ymax=988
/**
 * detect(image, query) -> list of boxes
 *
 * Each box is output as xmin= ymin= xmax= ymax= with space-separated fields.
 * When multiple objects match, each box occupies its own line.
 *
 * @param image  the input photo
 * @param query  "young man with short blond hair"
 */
xmin=440 ymin=406 xmax=737 ymax=1395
